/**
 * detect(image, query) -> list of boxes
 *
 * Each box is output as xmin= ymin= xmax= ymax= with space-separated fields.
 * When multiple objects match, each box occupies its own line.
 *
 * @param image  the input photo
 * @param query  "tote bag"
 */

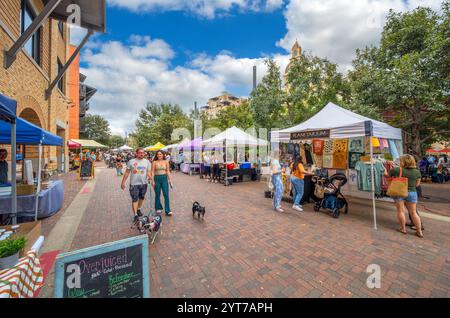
xmin=387 ymin=167 xmax=408 ymax=198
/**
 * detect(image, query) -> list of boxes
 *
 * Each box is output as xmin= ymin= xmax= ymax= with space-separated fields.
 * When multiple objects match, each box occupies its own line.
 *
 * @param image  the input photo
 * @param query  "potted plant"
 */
xmin=0 ymin=236 xmax=27 ymax=269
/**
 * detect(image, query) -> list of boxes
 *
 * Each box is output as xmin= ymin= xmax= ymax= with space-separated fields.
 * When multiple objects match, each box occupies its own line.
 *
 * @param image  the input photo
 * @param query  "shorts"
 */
xmin=394 ymin=191 xmax=418 ymax=204
xmin=130 ymin=184 xmax=148 ymax=203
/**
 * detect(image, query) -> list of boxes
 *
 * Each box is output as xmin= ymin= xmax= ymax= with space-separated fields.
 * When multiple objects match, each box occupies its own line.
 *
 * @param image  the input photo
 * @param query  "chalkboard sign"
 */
xmin=54 ymin=236 xmax=150 ymax=298
xmin=80 ymin=160 xmax=93 ymax=178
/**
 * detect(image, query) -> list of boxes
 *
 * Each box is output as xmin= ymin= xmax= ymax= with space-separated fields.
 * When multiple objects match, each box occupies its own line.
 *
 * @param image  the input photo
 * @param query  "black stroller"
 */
xmin=312 ymin=173 xmax=349 ymax=218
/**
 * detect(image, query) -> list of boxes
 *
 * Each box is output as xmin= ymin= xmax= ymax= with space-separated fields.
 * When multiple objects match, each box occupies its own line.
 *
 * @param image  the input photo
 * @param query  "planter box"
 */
xmin=0 ymin=221 xmax=41 ymax=257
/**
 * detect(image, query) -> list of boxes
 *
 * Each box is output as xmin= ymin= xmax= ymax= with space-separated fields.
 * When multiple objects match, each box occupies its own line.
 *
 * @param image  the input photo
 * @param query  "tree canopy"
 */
xmin=80 ymin=114 xmax=111 ymax=145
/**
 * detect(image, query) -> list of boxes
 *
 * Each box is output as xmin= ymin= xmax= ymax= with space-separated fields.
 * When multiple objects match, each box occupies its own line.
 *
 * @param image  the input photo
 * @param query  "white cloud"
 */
xmin=107 ymin=0 xmax=284 ymax=18
xmin=278 ymin=0 xmax=443 ymax=72
xmin=80 ymin=35 xmax=290 ymax=135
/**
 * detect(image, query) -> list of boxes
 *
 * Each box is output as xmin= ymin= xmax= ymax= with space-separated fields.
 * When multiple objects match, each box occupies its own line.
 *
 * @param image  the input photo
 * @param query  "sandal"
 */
xmin=396 ymin=229 xmax=407 ymax=235
xmin=415 ymin=232 xmax=424 ymax=238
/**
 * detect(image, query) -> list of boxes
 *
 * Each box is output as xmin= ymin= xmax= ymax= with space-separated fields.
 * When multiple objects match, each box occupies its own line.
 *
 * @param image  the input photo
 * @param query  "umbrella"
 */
xmin=145 ymin=142 xmax=165 ymax=152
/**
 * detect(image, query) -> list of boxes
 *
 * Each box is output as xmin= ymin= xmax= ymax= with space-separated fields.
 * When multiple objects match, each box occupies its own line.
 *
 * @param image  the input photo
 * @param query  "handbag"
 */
xmin=387 ymin=167 xmax=408 ymax=198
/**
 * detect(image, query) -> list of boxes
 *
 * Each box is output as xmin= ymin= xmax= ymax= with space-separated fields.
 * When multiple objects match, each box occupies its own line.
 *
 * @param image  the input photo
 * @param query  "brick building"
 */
xmin=0 ymin=0 xmax=70 ymax=173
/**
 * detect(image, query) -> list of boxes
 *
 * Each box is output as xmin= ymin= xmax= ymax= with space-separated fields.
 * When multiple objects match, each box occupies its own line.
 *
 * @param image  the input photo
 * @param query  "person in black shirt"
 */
xmin=0 ymin=149 xmax=8 ymax=184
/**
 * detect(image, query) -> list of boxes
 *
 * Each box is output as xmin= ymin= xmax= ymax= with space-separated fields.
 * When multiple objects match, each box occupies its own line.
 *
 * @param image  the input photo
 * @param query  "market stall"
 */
xmin=203 ymin=127 xmax=269 ymax=185
xmin=271 ymin=102 xmax=403 ymax=229
xmin=0 ymin=116 xmax=64 ymax=223
xmin=145 ymin=143 xmax=165 ymax=152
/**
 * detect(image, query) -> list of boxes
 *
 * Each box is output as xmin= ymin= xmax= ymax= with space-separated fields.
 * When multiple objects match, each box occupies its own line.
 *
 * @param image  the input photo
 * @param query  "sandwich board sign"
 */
xmin=54 ymin=236 xmax=150 ymax=298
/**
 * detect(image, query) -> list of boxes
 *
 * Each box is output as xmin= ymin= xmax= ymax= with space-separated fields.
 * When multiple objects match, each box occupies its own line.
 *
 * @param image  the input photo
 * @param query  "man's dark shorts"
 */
xmin=130 ymin=184 xmax=148 ymax=203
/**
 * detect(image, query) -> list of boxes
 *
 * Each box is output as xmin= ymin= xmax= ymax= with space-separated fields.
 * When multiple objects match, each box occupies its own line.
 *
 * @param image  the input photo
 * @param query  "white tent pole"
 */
xmin=35 ymin=144 xmax=42 ymax=222
xmin=11 ymin=120 xmax=17 ymax=225
xmin=370 ymin=137 xmax=377 ymax=230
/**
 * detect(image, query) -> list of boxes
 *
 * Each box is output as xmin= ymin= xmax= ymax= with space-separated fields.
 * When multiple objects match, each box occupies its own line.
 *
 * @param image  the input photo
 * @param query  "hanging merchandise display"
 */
xmin=349 ymin=152 xmax=364 ymax=169
xmin=312 ymin=139 xmax=325 ymax=155
xmin=354 ymin=161 xmax=385 ymax=195
xmin=304 ymin=144 xmax=314 ymax=165
xmin=323 ymin=154 xmax=334 ymax=168
xmin=300 ymin=144 xmax=306 ymax=162
xmin=313 ymin=154 xmax=323 ymax=167
xmin=323 ymin=140 xmax=334 ymax=155
xmin=388 ymin=140 xmax=400 ymax=159
xmin=332 ymin=139 xmax=348 ymax=169
xmin=349 ymin=137 xmax=364 ymax=153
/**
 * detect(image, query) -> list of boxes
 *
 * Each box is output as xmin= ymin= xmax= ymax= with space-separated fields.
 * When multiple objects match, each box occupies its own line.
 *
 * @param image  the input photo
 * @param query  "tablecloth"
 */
xmin=180 ymin=163 xmax=201 ymax=174
xmin=0 ymin=180 xmax=64 ymax=218
xmin=0 ymin=251 xmax=44 ymax=298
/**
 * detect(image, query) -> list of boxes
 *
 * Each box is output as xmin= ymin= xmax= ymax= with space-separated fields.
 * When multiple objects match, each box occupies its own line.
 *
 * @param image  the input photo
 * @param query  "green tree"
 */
xmin=132 ymin=103 xmax=191 ymax=147
xmin=80 ymin=114 xmax=111 ymax=145
xmin=249 ymin=59 xmax=286 ymax=130
xmin=208 ymin=102 xmax=254 ymax=131
xmin=108 ymin=135 xmax=125 ymax=148
xmin=286 ymin=53 xmax=351 ymax=125
xmin=349 ymin=3 xmax=450 ymax=155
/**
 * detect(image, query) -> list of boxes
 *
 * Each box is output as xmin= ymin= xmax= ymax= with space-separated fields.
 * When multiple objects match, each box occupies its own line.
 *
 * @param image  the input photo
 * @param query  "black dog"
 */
xmin=192 ymin=201 xmax=206 ymax=220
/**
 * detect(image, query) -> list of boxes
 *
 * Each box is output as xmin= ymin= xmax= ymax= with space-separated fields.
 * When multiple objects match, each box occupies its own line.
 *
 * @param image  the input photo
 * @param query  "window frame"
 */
xmin=57 ymin=58 xmax=65 ymax=93
xmin=20 ymin=0 xmax=41 ymax=65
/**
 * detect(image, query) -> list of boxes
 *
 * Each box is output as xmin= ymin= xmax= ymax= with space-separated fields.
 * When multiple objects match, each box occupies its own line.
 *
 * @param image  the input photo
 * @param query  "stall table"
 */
xmin=221 ymin=168 xmax=257 ymax=185
xmin=180 ymin=163 xmax=201 ymax=175
xmin=0 ymin=180 xmax=64 ymax=220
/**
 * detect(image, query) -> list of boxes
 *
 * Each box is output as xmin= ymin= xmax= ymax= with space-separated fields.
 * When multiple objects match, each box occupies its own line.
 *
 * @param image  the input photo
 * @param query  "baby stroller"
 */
xmin=312 ymin=173 xmax=349 ymax=218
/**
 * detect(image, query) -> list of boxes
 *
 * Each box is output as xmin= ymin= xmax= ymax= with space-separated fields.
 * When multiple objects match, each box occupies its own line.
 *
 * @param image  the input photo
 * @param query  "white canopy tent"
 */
xmin=271 ymin=102 xmax=402 ymax=142
xmin=161 ymin=143 xmax=179 ymax=152
xmin=271 ymin=102 xmax=403 ymax=230
xmin=119 ymin=145 xmax=133 ymax=151
xmin=204 ymin=126 xmax=269 ymax=147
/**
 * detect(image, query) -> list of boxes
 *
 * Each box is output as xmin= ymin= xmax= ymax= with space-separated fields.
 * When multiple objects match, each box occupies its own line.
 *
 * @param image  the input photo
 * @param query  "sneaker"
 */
xmin=137 ymin=209 xmax=143 ymax=217
xmin=133 ymin=215 xmax=139 ymax=224
xmin=275 ymin=207 xmax=285 ymax=213
xmin=156 ymin=210 xmax=163 ymax=215
xmin=293 ymin=205 xmax=304 ymax=212
xmin=166 ymin=212 xmax=173 ymax=216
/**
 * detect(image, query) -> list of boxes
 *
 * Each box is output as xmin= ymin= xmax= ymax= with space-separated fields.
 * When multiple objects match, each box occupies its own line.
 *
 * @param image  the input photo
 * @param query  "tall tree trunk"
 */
xmin=410 ymin=123 xmax=422 ymax=157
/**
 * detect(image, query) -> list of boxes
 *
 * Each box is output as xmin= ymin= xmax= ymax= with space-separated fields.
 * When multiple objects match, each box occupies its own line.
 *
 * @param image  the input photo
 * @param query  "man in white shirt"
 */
xmin=121 ymin=148 xmax=153 ymax=224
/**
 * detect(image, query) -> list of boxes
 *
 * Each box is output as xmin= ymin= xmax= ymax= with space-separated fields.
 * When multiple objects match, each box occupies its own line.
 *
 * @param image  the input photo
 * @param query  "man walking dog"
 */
xmin=121 ymin=148 xmax=153 ymax=224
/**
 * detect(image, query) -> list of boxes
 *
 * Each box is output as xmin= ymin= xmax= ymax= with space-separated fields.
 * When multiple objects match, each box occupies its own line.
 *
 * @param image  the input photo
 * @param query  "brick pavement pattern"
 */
xmin=69 ymin=166 xmax=450 ymax=298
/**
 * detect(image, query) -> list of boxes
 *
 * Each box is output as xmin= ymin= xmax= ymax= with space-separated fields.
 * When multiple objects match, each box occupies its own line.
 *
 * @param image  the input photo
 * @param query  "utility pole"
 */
xmin=253 ymin=65 xmax=257 ymax=92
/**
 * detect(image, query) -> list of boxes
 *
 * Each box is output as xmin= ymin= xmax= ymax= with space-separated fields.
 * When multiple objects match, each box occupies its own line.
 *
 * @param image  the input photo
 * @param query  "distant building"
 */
xmin=284 ymin=40 xmax=302 ymax=90
xmin=201 ymin=92 xmax=247 ymax=118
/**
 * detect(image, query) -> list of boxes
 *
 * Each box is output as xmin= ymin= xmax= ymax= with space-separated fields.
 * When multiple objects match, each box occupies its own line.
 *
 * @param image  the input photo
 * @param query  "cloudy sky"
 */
xmin=70 ymin=0 xmax=443 ymax=136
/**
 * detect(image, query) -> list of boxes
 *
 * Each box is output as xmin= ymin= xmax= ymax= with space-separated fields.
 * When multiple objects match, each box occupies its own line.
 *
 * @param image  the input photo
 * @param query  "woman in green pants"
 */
xmin=152 ymin=151 xmax=173 ymax=216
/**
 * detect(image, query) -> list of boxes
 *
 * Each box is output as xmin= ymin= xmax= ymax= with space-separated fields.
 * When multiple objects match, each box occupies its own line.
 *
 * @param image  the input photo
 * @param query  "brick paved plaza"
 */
xmin=42 ymin=164 xmax=450 ymax=298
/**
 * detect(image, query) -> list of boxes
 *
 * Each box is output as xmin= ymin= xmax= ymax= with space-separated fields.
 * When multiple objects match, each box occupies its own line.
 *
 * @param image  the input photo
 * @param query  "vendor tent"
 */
xmin=161 ymin=143 xmax=179 ymax=152
xmin=271 ymin=102 xmax=402 ymax=142
xmin=145 ymin=142 xmax=165 ymax=152
xmin=119 ymin=145 xmax=133 ymax=151
xmin=0 ymin=100 xmax=63 ymax=223
xmin=70 ymin=139 xmax=108 ymax=149
xmin=0 ymin=118 xmax=63 ymax=146
xmin=0 ymin=93 xmax=17 ymax=225
xmin=203 ymin=126 xmax=269 ymax=147
xmin=271 ymin=102 xmax=403 ymax=230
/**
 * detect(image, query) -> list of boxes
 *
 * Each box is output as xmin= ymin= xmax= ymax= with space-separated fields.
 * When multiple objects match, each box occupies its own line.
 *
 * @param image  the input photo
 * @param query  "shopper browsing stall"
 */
xmin=270 ymin=151 xmax=285 ymax=213
xmin=384 ymin=155 xmax=423 ymax=238
xmin=290 ymin=156 xmax=315 ymax=212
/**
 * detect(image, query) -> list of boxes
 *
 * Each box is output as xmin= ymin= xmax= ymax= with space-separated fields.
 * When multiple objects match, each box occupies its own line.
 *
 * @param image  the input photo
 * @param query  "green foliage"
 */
xmin=132 ymin=103 xmax=191 ymax=146
xmin=204 ymin=102 xmax=254 ymax=131
xmin=286 ymin=53 xmax=350 ymax=125
xmin=108 ymin=135 xmax=126 ymax=148
xmin=80 ymin=114 xmax=111 ymax=145
xmin=348 ymin=3 xmax=450 ymax=155
xmin=0 ymin=236 xmax=27 ymax=258
xmin=249 ymin=59 xmax=287 ymax=130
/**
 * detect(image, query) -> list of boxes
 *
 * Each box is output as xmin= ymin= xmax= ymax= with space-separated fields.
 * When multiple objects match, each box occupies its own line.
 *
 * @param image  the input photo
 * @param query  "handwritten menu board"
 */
xmin=80 ymin=160 xmax=93 ymax=178
xmin=54 ymin=236 xmax=150 ymax=298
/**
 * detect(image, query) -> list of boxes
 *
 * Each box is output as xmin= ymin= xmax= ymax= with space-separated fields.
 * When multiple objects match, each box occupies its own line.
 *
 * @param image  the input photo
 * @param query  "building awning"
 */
xmin=0 ymin=118 xmax=63 ymax=146
xmin=69 ymin=139 xmax=108 ymax=148
xmin=43 ymin=0 xmax=106 ymax=32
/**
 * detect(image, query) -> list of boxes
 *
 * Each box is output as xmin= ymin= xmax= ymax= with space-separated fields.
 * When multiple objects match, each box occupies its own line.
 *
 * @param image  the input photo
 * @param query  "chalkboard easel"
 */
xmin=54 ymin=235 xmax=150 ymax=298
xmin=79 ymin=160 xmax=94 ymax=180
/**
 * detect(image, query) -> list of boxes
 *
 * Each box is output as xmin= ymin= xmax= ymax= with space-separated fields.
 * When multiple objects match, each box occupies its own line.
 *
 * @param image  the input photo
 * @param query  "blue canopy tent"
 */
xmin=0 ymin=93 xmax=18 ymax=225
xmin=0 ymin=109 xmax=63 ymax=223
